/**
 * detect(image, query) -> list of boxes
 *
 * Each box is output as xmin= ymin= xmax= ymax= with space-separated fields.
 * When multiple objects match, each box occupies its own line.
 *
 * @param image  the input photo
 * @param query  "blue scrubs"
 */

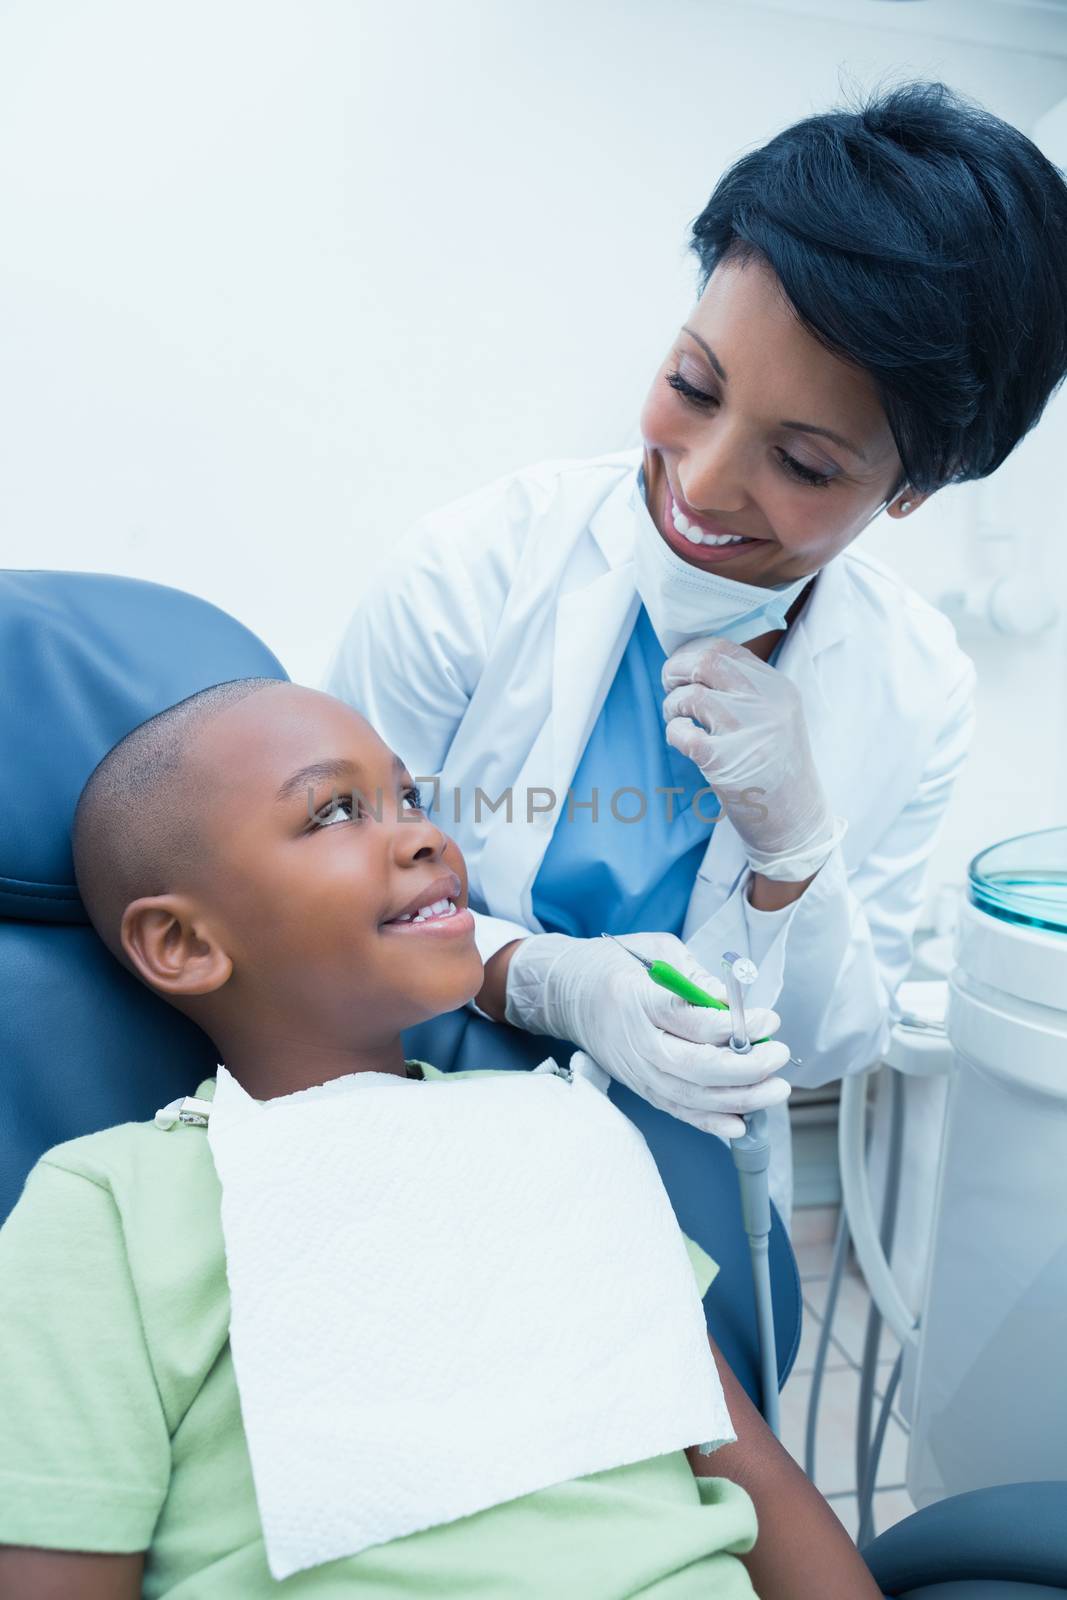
xmin=531 ymin=603 xmax=786 ymax=941
xmin=531 ymin=604 xmax=722 ymax=940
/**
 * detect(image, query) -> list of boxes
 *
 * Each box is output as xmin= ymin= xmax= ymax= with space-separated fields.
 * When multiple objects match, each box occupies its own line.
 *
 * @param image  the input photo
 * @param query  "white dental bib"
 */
xmin=207 ymin=1055 xmax=733 ymax=1579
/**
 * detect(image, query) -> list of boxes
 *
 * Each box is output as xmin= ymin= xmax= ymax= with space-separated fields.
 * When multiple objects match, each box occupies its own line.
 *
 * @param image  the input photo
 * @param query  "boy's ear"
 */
xmin=120 ymin=894 xmax=233 ymax=999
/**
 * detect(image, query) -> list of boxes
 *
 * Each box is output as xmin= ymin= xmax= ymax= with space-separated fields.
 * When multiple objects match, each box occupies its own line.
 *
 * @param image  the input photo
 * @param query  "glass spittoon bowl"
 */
xmin=969 ymin=826 xmax=1067 ymax=936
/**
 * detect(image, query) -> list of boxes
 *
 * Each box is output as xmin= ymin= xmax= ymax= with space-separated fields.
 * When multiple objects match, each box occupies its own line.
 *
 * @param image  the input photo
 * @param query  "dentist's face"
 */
xmin=639 ymin=251 xmax=921 ymax=585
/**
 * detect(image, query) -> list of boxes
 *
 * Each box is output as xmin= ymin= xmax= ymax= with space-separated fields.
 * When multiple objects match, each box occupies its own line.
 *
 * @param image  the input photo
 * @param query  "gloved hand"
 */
xmin=661 ymin=636 xmax=846 ymax=882
xmin=504 ymin=930 xmax=791 ymax=1140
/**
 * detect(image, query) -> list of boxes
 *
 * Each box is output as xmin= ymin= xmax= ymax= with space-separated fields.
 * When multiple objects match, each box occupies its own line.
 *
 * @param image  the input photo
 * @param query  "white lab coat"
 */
xmin=324 ymin=449 xmax=976 ymax=1217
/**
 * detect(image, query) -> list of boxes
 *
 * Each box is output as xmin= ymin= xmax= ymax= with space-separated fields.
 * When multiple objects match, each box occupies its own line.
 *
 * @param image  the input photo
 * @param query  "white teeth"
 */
xmin=407 ymin=898 xmax=458 ymax=924
xmin=388 ymin=897 xmax=460 ymax=926
xmin=671 ymin=498 xmax=746 ymax=547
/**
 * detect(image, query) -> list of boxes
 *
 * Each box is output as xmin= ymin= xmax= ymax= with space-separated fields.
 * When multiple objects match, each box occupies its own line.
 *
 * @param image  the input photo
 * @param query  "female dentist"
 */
xmin=325 ymin=82 xmax=1067 ymax=1218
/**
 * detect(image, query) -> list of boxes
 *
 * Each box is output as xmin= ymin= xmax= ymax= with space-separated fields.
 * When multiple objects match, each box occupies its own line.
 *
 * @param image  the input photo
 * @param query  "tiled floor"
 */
xmin=781 ymin=1206 xmax=916 ymax=1543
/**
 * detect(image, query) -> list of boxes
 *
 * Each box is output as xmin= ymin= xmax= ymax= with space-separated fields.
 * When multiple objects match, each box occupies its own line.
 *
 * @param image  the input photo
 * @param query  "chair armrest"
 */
xmin=862 ymin=1482 xmax=1067 ymax=1594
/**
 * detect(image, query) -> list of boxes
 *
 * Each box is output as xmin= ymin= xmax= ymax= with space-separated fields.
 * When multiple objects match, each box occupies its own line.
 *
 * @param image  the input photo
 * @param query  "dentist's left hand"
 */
xmin=661 ymin=636 xmax=845 ymax=883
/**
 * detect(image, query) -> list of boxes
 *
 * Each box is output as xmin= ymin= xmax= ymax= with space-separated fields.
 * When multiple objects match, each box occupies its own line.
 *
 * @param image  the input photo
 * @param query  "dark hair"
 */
xmin=690 ymin=81 xmax=1067 ymax=496
xmin=72 ymin=676 xmax=286 ymax=969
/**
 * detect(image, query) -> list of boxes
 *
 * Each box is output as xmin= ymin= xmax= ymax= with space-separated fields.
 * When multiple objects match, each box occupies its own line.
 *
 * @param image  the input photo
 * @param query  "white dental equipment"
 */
xmin=815 ymin=827 xmax=1067 ymax=1542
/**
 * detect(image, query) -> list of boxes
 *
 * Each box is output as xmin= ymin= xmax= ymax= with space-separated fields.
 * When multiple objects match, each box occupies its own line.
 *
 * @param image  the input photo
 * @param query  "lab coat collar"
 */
xmin=586 ymin=448 xmax=643 ymax=571
xmin=789 ymin=550 xmax=854 ymax=661
xmin=475 ymin=463 xmax=642 ymax=927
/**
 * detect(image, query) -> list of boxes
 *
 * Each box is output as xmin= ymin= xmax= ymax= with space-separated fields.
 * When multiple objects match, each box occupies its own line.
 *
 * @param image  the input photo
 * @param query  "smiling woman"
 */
xmin=640 ymin=259 xmax=907 ymax=582
xmin=325 ymin=79 xmax=1067 ymax=1219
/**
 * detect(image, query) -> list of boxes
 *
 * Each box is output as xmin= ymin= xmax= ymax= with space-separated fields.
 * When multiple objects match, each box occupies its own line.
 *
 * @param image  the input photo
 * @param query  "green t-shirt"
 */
xmin=0 ymin=1063 xmax=757 ymax=1598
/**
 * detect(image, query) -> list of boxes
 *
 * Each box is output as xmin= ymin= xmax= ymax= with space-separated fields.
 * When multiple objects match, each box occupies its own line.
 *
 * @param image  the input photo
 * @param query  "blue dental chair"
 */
xmin=2 ymin=567 xmax=1064 ymax=1598
xmin=0 ymin=569 xmax=289 ymax=1198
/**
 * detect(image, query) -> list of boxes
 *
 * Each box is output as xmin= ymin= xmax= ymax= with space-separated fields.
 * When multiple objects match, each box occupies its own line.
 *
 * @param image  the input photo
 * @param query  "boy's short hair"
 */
xmin=72 ymin=676 xmax=285 ymax=969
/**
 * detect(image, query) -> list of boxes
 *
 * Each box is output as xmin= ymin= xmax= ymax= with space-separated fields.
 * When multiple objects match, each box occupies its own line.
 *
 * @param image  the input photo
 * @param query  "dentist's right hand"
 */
xmin=502 ymin=930 xmax=791 ymax=1140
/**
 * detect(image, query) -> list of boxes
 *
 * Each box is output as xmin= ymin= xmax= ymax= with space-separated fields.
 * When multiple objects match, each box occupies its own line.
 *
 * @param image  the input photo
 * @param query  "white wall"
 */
xmin=2 ymin=0 xmax=1065 ymax=913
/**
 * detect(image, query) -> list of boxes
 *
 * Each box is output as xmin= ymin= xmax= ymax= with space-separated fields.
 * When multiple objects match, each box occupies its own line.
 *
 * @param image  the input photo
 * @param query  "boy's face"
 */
xmin=130 ymin=685 xmax=483 ymax=1044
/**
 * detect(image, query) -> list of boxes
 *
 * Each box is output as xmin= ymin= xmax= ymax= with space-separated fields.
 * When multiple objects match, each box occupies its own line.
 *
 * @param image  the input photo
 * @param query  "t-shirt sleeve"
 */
xmin=0 ymin=1158 xmax=170 ymax=1551
xmin=681 ymin=1232 xmax=718 ymax=1301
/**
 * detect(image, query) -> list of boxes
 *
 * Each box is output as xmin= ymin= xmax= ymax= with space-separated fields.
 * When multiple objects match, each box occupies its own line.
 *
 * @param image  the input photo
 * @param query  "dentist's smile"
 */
xmin=659 ymin=474 xmax=771 ymax=567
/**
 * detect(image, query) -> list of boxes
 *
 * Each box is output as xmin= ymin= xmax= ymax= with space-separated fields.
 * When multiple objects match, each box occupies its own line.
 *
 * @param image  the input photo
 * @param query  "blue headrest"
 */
xmin=1 ymin=569 xmax=288 ymax=923
xmin=1 ymin=569 xmax=289 ymax=1218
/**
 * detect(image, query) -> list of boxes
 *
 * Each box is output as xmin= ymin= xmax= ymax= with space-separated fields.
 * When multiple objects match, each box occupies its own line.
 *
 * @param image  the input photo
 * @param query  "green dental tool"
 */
xmin=600 ymin=934 xmax=772 ymax=1044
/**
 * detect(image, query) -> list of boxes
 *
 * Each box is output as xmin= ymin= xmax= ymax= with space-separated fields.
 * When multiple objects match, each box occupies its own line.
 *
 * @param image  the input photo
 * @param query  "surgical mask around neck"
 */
xmin=631 ymin=469 xmax=812 ymax=656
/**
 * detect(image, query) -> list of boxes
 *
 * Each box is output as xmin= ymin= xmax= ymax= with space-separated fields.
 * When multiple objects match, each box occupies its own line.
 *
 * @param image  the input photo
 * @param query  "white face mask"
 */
xmin=630 ymin=468 xmax=813 ymax=656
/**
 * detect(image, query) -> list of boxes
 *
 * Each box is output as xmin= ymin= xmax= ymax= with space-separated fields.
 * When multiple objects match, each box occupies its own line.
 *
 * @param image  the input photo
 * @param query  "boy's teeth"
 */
xmin=389 ymin=897 xmax=459 ymax=925
xmin=404 ymin=898 xmax=458 ymax=923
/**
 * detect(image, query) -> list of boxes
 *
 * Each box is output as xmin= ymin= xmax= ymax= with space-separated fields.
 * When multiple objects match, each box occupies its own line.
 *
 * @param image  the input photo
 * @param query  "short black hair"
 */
xmin=690 ymin=80 xmax=1067 ymax=495
xmin=72 ymin=677 xmax=286 ymax=970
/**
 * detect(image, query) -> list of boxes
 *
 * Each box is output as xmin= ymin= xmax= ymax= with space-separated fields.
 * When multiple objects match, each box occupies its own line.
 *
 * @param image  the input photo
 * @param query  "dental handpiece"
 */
xmin=721 ymin=950 xmax=759 ymax=1054
xmin=600 ymin=935 xmax=772 ymax=1042
xmin=599 ymin=935 xmax=801 ymax=1065
xmin=601 ymin=935 xmax=782 ymax=1429
xmin=722 ymin=947 xmax=782 ymax=1438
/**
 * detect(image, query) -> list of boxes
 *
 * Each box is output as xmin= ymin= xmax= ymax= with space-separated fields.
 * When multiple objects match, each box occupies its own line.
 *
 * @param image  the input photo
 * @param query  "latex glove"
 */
xmin=661 ymin=636 xmax=846 ymax=882
xmin=504 ymin=930 xmax=791 ymax=1140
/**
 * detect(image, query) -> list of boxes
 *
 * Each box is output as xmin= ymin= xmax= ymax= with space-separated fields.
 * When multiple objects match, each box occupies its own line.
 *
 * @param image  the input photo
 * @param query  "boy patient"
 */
xmin=0 ymin=679 xmax=879 ymax=1600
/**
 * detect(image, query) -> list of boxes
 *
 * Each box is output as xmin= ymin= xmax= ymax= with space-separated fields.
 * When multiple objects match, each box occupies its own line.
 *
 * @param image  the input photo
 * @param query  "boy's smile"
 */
xmin=379 ymin=866 xmax=474 ymax=935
